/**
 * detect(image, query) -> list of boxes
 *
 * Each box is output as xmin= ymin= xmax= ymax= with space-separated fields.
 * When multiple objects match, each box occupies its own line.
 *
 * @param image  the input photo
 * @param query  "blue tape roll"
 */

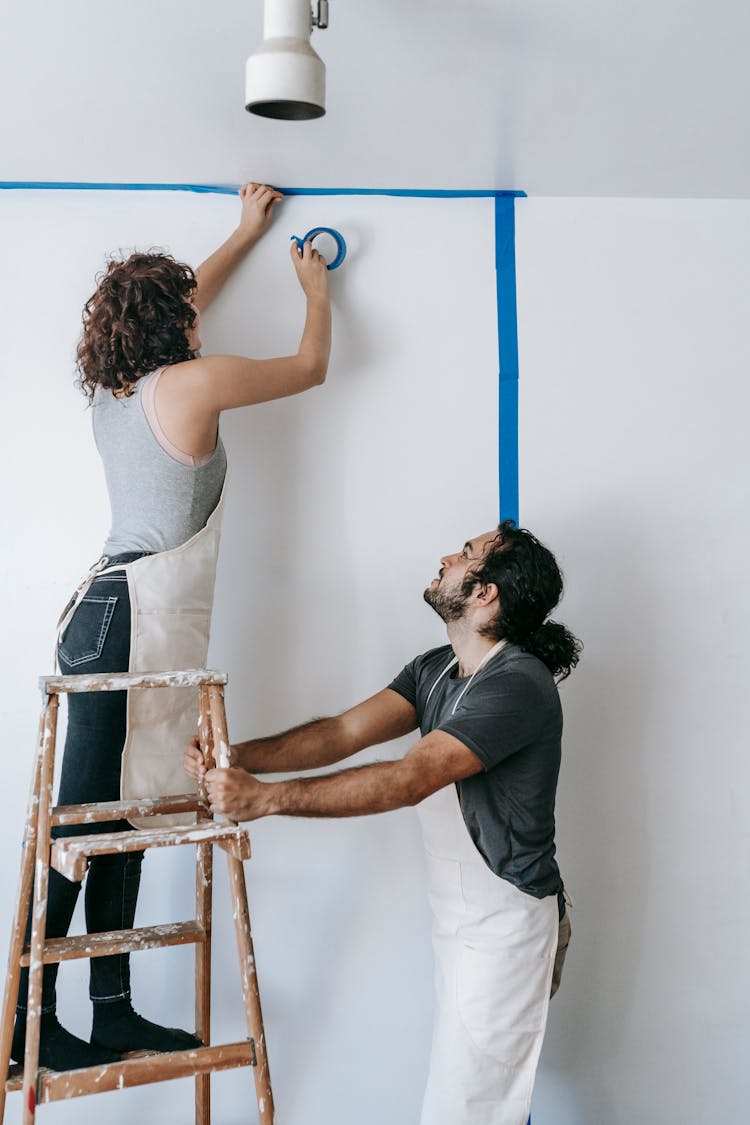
xmin=291 ymin=226 xmax=347 ymax=270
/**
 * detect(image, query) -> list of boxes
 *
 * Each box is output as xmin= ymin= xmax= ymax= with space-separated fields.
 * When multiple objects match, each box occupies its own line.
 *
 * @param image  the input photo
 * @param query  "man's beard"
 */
xmin=423 ymin=581 xmax=470 ymax=623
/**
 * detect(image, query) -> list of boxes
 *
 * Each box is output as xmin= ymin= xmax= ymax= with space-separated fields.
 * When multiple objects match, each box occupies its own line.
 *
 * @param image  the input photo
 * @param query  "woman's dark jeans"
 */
xmin=18 ymin=554 xmax=149 ymax=1015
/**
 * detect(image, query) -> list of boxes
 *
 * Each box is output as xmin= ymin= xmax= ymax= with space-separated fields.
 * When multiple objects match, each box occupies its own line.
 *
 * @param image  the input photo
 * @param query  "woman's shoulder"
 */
xmin=157 ymin=355 xmax=217 ymax=392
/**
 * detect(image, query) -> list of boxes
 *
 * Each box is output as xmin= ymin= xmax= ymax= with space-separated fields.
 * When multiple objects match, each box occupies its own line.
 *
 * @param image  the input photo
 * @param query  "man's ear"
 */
xmin=474 ymin=582 xmax=499 ymax=607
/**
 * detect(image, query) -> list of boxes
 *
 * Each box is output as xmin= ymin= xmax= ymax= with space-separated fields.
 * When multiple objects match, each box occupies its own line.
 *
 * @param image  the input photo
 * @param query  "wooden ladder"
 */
xmin=0 ymin=669 xmax=274 ymax=1125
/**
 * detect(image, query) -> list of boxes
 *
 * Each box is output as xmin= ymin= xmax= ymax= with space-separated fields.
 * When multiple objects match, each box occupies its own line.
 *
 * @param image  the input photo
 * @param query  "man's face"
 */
xmin=423 ymin=531 xmax=500 ymax=622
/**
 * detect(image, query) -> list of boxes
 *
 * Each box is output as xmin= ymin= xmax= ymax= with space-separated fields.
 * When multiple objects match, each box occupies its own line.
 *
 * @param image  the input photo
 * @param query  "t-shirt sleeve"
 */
xmin=388 ymin=658 xmax=419 ymax=708
xmin=438 ymin=669 xmax=542 ymax=770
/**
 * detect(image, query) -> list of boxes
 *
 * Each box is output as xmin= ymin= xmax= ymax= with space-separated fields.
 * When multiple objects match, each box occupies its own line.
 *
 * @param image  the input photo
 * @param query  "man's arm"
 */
xmin=193 ymin=183 xmax=282 ymax=311
xmin=234 ymin=688 xmax=417 ymax=771
xmin=185 ymin=688 xmax=418 ymax=779
xmin=203 ymin=729 xmax=483 ymax=822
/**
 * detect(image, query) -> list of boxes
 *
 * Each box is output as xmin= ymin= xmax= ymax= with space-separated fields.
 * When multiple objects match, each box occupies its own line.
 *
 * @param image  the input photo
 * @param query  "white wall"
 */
xmin=2 ymin=189 xmax=748 ymax=1125
xmin=515 ymin=197 xmax=750 ymax=1124
xmin=5 ymin=0 xmax=750 ymax=199
xmin=0 ymin=190 xmax=499 ymax=1123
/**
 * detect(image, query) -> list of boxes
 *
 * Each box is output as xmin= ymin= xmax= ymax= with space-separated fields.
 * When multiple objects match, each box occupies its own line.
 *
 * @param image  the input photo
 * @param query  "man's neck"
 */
xmin=445 ymin=622 xmax=500 ymax=677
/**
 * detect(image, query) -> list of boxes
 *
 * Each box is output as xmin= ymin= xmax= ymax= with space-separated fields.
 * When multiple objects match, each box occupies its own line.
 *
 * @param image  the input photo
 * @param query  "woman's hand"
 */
xmin=193 ymin=183 xmax=282 ymax=312
xmin=184 ymin=735 xmax=238 ymax=779
xmin=237 ymin=182 xmax=283 ymax=243
xmin=290 ymin=238 xmax=330 ymax=302
xmin=184 ymin=736 xmax=210 ymax=781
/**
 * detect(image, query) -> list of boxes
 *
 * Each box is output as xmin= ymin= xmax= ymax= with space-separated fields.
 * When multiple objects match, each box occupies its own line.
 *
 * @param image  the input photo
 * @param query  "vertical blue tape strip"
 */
xmin=495 ymin=195 xmax=520 ymax=525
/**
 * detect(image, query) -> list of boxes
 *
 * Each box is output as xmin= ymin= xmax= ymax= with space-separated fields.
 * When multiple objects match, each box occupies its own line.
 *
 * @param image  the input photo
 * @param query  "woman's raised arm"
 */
xmin=193 ymin=183 xmax=282 ymax=312
xmin=156 ymin=240 xmax=332 ymax=458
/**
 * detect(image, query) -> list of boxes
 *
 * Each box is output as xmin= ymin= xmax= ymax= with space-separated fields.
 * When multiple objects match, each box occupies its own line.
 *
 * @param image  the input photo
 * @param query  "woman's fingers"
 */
xmin=302 ymin=239 xmax=325 ymax=264
xmin=256 ymin=187 xmax=277 ymax=213
xmin=241 ymin=182 xmax=281 ymax=202
xmin=184 ymin=737 xmax=208 ymax=779
xmin=290 ymin=237 xmax=330 ymax=300
xmin=238 ymin=182 xmax=284 ymax=236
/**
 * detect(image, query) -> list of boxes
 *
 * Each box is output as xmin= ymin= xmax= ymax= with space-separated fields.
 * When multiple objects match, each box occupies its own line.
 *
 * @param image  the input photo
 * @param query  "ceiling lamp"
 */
xmin=246 ymin=0 xmax=329 ymax=120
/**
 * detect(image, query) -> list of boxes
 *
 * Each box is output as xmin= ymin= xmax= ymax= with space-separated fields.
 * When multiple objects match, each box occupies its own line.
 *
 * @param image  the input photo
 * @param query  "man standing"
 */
xmin=185 ymin=520 xmax=580 ymax=1125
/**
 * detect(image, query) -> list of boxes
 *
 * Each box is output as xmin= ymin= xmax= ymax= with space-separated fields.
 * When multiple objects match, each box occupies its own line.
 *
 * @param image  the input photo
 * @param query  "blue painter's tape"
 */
xmin=291 ymin=226 xmax=347 ymax=270
xmin=279 ymin=187 xmax=526 ymax=198
xmin=0 ymin=182 xmax=237 ymax=195
xmin=1 ymin=180 xmax=523 ymax=522
xmin=495 ymin=195 xmax=520 ymax=525
xmin=0 ymin=181 xmax=525 ymax=199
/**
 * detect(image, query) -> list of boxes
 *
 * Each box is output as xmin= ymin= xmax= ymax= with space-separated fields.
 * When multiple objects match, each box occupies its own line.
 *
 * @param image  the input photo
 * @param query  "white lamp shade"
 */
xmin=246 ymin=36 xmax=326 ymax=120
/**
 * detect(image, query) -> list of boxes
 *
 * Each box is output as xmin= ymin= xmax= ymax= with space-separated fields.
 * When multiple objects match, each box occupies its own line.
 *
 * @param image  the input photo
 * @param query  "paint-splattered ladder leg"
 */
xmin=0 ymin=707 xmax=46 ymax=1124
xmin=207 ymin=685 xmax=274 ymax=1125
xmin=206 ymin=686 xmax=231 ymax=771
xmin=225 ymin=856 xmax=274 ymax=1125
xmin=195 ymin=686 xmax=214 ymax=1125
xmin=22 ymin=693 xmax=59 ymax=1125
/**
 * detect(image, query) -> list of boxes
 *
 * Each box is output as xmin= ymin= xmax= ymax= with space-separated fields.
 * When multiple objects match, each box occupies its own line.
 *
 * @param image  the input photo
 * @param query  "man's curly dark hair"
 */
xmin=76 ymin=251 xmax=198 ymax=401
xmin=464 ymin=520 xmax=582 ymax=680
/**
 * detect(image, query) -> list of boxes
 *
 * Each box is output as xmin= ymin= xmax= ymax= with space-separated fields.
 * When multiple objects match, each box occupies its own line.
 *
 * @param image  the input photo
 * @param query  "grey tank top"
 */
xmin=94 ymin=376 xmax=227 ymax=556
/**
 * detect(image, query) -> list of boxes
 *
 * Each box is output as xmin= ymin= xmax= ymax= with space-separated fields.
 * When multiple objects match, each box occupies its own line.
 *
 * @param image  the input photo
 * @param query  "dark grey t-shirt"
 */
xmin=389 ymin=642 xmax=564 ymax=902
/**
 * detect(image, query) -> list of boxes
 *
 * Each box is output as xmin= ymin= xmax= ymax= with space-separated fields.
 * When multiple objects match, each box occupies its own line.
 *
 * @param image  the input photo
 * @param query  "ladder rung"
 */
xmin=19 ymin=920 xmax=206 ymax=966
xmin=51 ymin=822 xmax=251 ymax=881
xmin=5 ymin=1040 xmax=255 ymax=1101
xmin=51 ymin=793 xmax=206 ymax=827
xmin=40 ymin=669 xmax=228 ymax=695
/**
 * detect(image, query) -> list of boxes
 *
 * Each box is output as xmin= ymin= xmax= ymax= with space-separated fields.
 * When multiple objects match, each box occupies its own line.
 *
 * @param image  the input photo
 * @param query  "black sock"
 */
xmin=12 ymin=1011 xmax=120 ymax=1071
xmin=90 ymin=998 xmax=202 ymax=1053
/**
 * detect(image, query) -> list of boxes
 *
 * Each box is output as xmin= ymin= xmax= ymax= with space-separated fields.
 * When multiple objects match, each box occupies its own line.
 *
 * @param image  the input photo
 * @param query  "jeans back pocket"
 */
xmin=58 ymin=596 xmax=118 ymax=668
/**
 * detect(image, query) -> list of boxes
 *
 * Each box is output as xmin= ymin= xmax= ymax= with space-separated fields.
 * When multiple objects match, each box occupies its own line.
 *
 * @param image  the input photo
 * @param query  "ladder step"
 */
xmin=40 ymin=668 xmax=228 ymax=695
xmin=51 ymin=822 xmax=251 ymax=881
xmin=19 ymin=921 xmax=205 ymax=966
xmin=51 ymin=793 xmax=205 ymax=827
xmin=5 ymin=1041 xmax=255 ymax=1101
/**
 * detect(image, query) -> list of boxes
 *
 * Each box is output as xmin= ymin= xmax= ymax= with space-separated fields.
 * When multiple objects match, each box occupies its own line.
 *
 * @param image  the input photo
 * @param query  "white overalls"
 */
xmin=417 ymin=647 xmax=560 ymax=1125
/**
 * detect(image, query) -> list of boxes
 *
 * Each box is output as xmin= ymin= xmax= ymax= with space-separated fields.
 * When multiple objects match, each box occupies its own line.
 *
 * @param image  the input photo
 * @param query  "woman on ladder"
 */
xmin=12 ymin=183 xmax=332 ymax=1071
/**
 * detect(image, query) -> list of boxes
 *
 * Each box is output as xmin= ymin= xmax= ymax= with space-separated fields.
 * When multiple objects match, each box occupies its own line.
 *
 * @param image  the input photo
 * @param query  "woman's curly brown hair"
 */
xmin=76 ymin=251 xmax=198 ymax=400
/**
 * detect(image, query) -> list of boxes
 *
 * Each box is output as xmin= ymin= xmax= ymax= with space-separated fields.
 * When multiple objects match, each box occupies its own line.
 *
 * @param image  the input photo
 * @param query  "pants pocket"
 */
xmin=58 ymin=596 xmax=118 ymax=667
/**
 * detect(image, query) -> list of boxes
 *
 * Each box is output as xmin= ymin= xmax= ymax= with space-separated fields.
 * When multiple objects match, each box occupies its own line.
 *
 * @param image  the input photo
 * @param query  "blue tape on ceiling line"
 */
xmin=495 ymin=195 xmax=520 ymax=526
xmin=0 ymin=181 xmax=525 ymax=199
xmin=281 ymin=188 xmax=526 ymax=198
xmin=0 ymin=180 xmax=522 ymax=520
xmin=0 ymin=182 xmax=238 ymax=195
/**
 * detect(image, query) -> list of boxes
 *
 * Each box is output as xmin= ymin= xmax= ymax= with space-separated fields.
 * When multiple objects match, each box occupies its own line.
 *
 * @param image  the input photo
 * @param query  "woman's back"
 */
xmin=94 ymin=369 xmax=226 ymax=557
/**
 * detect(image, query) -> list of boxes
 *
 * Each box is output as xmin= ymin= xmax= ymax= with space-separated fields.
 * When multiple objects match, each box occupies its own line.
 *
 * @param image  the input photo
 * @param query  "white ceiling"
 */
xmin=3 ymin=0 xmax=748 ymax=198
